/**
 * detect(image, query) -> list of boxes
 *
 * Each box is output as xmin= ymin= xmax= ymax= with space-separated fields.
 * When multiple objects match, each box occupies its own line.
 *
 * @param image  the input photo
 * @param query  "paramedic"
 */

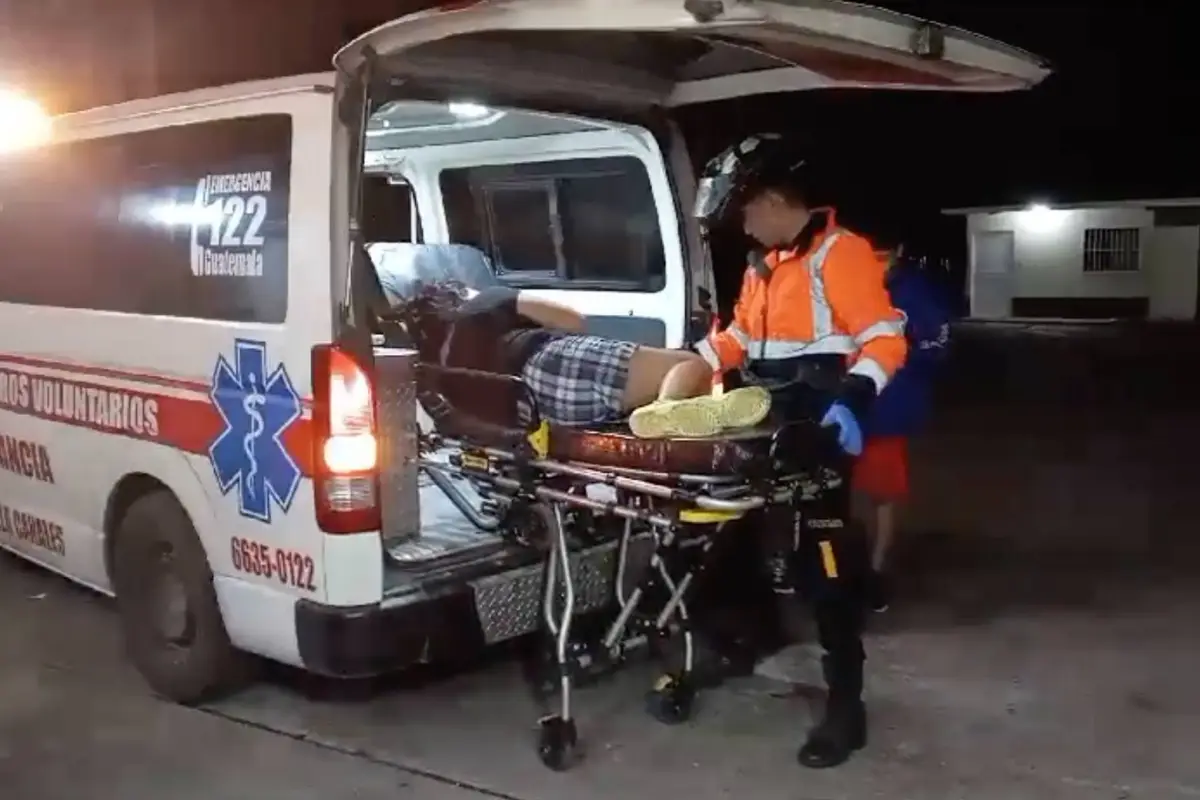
xmin=397 ymin=281 xmax=770 ymax=436
xmin=856 ymin=244 xmax=952 ymax=612
xmin=692 ymin=133 xmax=908 ymax=769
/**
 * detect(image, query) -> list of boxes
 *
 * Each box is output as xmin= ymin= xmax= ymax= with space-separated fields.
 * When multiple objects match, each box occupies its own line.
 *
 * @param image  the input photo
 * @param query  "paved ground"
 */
xmin=0 ymin=557 xmax=491 ymax=800
xmin=3 ymin=321 xmax=1200 ymax=799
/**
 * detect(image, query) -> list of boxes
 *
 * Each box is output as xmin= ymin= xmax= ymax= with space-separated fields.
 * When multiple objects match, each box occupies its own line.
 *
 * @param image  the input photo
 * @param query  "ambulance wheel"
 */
xmin=111 ymin=489 xmax=253 ymax=705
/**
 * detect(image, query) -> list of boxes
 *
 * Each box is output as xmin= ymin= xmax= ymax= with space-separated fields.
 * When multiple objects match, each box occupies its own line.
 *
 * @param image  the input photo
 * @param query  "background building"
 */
xmin=944 ymin=199 xmax=1200 ymax=321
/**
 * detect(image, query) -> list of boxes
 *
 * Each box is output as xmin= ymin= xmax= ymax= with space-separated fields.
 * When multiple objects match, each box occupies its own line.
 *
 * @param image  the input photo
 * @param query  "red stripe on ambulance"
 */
xmin=0 ymin=352 xmax=311 ymax=408
xmin=0 ymin=352 xmax=209 ymax=393
xmin=0 ymin=358 xmax=312 ymax=476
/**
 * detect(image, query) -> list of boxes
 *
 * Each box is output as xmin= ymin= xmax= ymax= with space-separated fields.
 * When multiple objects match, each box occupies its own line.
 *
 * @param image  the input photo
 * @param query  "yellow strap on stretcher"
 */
xmin=526 ymin=420 xmax=550 ymax=459
xmin=678 ymin=508 xmax=743 ymax=524
xmin=460 ymin=451 xmax=489 ymax=471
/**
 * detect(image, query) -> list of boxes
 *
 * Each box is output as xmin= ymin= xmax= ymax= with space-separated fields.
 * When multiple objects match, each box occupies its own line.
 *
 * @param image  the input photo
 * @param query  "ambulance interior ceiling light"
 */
xmin=368 ymin=100 xmax=504 ymax=136
xmin=1017 ymin=203 xmax=1069 ymax=232
xmin=0 ymin=89 xmax=51 ymax=153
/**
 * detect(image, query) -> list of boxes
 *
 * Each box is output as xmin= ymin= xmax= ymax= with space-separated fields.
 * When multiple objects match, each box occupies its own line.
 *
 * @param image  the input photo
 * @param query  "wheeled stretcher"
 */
xmin=405 ymin=363 xmax=838 ymax=771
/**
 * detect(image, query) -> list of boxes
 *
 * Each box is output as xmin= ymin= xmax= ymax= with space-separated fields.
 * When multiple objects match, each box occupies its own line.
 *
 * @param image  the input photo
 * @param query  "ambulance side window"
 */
xmin=0 ymin=138 xmax=126 ymax=311
xmin=0 ymin=114 xmax=292 ymax=322
xmin=483 ymin=182 xmax=559 ymax=281
xmin=361 ymin=174 xmax=422 ymax=243
xmin=439 ymin=156 xmax=665 ymax=291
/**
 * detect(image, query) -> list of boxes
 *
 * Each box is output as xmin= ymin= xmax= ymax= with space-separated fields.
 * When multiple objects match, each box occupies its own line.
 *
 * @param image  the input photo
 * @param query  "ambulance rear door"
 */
xmin=332 ymin=0 xmax=1050 ymax=340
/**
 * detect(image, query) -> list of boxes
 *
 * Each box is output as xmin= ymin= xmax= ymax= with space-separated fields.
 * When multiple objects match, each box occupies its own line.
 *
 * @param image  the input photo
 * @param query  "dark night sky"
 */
xmin=945 ymin=5 xmax=1196 ymax=204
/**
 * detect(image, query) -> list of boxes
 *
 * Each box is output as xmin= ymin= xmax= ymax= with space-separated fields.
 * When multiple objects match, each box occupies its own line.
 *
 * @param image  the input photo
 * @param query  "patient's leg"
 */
xmin=658 ymin=355 xmax=713 ymax=401
xmin=620 ymin=348 xmax=709 ymax=412
xmin=622 ymin=347 xmax=772 ymax=438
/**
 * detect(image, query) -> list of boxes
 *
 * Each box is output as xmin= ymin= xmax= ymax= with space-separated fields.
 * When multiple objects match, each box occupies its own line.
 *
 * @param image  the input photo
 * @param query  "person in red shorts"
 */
xmin=855 ymin=434 xmax=910 ymax=611
xmin=856 ymin=245 xmax=951 ymax=611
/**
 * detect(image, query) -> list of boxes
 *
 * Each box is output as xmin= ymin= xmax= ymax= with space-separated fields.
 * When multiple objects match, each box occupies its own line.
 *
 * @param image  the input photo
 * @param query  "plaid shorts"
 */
xmin=519 ymin=335 xmax=637 ymax=426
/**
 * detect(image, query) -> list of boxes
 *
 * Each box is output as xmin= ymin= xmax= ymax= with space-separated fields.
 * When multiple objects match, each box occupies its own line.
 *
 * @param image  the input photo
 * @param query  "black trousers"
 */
xmin=769 ymin=460 xmax=868 ymax=699
xmin=752 ymin=359 xmax=868 ymax=701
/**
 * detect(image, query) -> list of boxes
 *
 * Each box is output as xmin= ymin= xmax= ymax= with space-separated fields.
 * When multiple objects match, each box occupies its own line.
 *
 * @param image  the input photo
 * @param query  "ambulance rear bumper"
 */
xmin=294 ymin=582 xmax=482 ymax=678
xmin=293 ymin=537 xmax=624 ymax=678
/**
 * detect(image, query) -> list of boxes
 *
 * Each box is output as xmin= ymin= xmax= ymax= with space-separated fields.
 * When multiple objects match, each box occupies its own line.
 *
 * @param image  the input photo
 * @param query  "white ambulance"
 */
xmin=0 ymin=0 xmax=1047 ymax=702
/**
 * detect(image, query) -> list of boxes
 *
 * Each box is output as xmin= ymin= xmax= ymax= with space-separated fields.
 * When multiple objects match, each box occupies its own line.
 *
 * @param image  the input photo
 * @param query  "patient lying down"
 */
xmin=398 ymin=281 xmax=770 ymax=439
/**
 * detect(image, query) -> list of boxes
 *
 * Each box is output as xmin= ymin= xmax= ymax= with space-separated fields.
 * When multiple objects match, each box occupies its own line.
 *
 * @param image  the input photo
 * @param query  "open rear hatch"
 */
xmin=344 ymin=0 xmax=1049 ymax=598
xmin=335 ymin=0 xmax=1050 ymax=113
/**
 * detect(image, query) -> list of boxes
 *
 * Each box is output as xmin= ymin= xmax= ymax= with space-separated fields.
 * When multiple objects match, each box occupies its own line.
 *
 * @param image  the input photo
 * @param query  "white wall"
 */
xmin=1145 ymin=226 xmax=1200 ymax=320
xmin=966 ymin=207 xmax=1199 ymax=319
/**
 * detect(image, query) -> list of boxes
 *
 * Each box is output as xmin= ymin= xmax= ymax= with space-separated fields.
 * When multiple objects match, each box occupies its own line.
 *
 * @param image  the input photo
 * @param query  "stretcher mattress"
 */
xmin=438 ymin=410 xmax=829 ymax=475
xmin=545 ymin=421 xmax=828 ymax=476
xmin=548 ymin=424 xmax=773 ymax=474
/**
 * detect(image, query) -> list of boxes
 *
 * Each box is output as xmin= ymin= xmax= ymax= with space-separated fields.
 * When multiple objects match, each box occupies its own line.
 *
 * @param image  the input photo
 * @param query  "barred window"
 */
xmin=1082 ymin=227 xmax=1140 ymax=273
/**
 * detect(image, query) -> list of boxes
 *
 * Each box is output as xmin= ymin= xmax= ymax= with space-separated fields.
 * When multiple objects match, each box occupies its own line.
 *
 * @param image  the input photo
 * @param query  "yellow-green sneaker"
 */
xmin=628 ymin=397 xmax=722 ymax=439
xmin=713 ymin=385 xmax=772 ymax=430
xmin=628 ymin=386 xmax=772 ymax=439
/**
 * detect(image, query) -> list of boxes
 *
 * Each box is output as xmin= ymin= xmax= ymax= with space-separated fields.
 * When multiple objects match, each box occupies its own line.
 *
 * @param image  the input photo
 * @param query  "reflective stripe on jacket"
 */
xmin=695 ymin=223 xmax=908 ymax=393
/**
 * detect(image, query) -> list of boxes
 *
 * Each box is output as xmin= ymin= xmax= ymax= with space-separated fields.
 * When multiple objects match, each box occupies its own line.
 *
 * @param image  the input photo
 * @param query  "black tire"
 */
xmin=111 ymin=489 xmax=253 ymax=704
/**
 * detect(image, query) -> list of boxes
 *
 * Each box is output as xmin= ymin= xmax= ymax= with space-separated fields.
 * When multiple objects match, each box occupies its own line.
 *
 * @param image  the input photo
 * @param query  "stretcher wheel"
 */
xmin=537 ymin=715 xmax=579 ymax=771
xmin=645 ymin=673 xmax=696 ymax=725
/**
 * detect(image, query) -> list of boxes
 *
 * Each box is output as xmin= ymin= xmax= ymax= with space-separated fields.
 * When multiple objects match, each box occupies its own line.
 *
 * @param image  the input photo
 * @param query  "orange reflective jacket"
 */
xmin=695 ymin=216 xmax=907 ymax=393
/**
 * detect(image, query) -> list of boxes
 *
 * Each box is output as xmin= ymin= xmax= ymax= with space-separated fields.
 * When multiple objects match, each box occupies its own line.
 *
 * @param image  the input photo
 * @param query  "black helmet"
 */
xmin=693 ymin=133 xmax=810 ymax=228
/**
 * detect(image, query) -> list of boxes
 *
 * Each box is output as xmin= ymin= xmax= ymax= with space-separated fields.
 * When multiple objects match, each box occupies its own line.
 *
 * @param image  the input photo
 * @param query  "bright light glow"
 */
xmin=324 ymin=349 xmax=377 ymax=475
xmin=329 ymin=368 xmax=374 ymax=437
xmin=0 ymin=90 xmax=51 ymax=153
xmin=144 ymin=200 xmax=222 ymax=227
xmin=448 ymin=101 xmax=489 ymax=120
xmin=323 ymin=434 xmax=378 ymax=474
xmin=1017 ymin=203 xmax=1068 ymax=233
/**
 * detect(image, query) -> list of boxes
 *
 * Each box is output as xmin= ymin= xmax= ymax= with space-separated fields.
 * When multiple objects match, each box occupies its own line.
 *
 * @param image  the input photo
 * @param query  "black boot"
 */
xmin=797 ymin=655 xmax=867 ymax=769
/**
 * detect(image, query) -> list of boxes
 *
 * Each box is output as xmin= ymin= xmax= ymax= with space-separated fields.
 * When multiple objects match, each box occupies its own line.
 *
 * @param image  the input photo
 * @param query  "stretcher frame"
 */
xmin=413 ymin=362 xmax=832 ymax=770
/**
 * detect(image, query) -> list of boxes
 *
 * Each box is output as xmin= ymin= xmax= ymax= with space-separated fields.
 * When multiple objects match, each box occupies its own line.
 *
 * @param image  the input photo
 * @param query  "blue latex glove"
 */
xmin=820 ymin=402 xmax=863 ymax=456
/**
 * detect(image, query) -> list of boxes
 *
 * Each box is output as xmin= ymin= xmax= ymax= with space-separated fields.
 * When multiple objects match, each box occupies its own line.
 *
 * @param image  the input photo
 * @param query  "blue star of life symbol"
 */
xmin=208 ymin=339 xmax=302 ymax=523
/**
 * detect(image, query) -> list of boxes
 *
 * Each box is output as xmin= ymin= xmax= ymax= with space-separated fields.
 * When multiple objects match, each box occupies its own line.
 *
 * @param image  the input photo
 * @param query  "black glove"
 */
xmin=832 ymin=373 xmax=877 ymax=423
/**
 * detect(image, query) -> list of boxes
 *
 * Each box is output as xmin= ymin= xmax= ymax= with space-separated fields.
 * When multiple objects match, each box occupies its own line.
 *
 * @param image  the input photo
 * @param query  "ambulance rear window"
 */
xmin=439 ymin=156 xmax=665 ymax=292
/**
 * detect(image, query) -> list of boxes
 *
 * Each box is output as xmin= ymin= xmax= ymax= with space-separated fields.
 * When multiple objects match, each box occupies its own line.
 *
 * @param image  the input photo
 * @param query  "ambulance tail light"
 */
xmin=311 ymin=344 xmax=380 ymax=534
